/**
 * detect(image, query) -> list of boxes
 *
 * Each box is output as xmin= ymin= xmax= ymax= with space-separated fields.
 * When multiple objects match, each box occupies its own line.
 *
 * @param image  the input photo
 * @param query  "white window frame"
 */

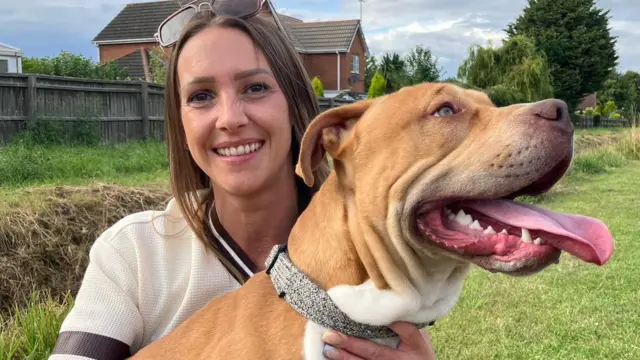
xmin=351 ymin=54 xmax=360 ymax=74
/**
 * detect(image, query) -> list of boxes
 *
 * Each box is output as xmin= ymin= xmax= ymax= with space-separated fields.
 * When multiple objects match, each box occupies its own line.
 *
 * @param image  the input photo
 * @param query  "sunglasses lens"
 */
xmin=159 ymin=7 xmax=197 ymax=46
xmin=212 ymin=0 xmax=261 ymax=17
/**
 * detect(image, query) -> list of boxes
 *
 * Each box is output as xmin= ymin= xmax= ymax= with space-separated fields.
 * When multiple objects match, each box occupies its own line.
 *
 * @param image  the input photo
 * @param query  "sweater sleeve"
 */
xmin=48 ymin=225 xmax=144 ymax=360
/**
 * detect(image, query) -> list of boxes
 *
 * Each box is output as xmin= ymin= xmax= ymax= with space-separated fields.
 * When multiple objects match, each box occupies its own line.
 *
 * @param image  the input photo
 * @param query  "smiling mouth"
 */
xmin=413 ymin=155 xmax=614 ymax=275
xmin=214 ymin=141 xmax=264 ymax=157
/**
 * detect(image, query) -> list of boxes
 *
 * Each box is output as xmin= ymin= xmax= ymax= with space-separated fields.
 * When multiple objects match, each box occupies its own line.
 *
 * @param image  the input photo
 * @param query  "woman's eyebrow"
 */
xmin=234 ymin=68 xmax=272 ymax=80
xmin=184 ymin=68 xmax=272 ymax=88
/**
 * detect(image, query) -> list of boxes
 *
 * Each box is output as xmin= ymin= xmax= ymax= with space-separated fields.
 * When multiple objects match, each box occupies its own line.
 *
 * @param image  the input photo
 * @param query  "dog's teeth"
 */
xmin=521 ymin=228 xmax=532 ymax=243
xmin=455 ymin=210 xmax=473 ymax=225
xmin=470 ymin=220 xmax=483 ymax=230
xmin=501 ymin=229 xmax=508 ymax=235
xmin=534 ymin=237 xmax=544 ymax=245
xmin=448 ymin=214 xmax=455 ymax=220
xmin=483 ymin=226 xmax=496 ymax=235
xmin=445 ymin=208 xmax=452 ymax=215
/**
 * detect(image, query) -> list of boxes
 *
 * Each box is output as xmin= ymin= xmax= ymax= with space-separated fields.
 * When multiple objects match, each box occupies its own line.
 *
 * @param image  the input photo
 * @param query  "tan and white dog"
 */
xmin=131 ymin=82 xmax=614 ymax=359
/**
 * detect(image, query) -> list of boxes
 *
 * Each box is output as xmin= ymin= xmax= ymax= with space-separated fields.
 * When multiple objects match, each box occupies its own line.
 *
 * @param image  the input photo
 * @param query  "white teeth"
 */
xmin=216 ymin=142 xmax=262 ymax=157
xmin=455 ymin=210 xmax=473 ymax=226
xmin=534 ymin=237 xmax=544 ymax=245
xmin=501 ymin=229 xmax=508 ymax=235
xmin=470 ymin=220 xmax=483 ymax=230
xmin=484 ymin=226 xmax=496 ymax=235
xmin=521 ymin=228 xmax=532 ymax=243
xmin=448 ymin=213 xmax=455 ymax=220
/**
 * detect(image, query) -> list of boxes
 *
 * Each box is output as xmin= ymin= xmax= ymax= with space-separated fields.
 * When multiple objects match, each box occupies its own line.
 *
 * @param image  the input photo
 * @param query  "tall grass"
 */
xmin=0 ymin=292 xmax=73 ymax=360
xmin=0 ymin=140 xmax=169 ymax=188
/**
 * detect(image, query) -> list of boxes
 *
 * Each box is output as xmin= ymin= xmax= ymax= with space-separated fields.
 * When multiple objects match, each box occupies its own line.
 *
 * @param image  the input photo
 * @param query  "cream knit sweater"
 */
xmin=49 ymin=196 xmax=245 ymax=359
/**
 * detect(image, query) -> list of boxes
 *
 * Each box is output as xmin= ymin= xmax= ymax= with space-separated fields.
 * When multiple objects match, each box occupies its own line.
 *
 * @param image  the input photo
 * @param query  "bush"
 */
xmin=368 ymin=72 xmax=386 ymax=98
xmin=602 ymin=100 xmax=617 ymax=117
xmin=611 ymin=113 xmax=622 ymax=119
xmin=583 ymin=107 xmax=595 ymax=116
xmin=312 ymin=76 xmax=324 ymax=98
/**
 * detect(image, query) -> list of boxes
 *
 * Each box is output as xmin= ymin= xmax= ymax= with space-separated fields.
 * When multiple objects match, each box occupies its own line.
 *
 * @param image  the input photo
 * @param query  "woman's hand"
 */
xmin=321 ymin=321 xmax=436 ymax=360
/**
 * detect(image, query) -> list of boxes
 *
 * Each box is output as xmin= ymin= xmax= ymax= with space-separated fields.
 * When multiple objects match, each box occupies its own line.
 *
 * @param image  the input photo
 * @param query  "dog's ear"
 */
xmin=295 ymin=99 xmax=375 ymax=187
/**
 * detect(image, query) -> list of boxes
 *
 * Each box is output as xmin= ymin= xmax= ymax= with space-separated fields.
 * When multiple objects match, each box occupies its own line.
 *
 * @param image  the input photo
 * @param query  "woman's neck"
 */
xmin=213 ymin=165 xmax=300 ymax=270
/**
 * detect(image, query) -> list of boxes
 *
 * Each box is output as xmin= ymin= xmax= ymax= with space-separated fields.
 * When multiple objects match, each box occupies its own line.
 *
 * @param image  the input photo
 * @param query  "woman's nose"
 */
xmin=215 ymin=95 xmax=249 ymax=132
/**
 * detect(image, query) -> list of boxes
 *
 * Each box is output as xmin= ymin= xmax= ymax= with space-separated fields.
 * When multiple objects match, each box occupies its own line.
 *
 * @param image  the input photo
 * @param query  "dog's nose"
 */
xmin=529 ymin=99 xmax=569 ymax=122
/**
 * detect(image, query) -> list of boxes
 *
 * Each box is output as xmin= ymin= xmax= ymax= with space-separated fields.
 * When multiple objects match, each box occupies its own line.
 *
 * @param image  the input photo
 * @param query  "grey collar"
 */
xmin=264 ymin=244 xmax=435 ymax=339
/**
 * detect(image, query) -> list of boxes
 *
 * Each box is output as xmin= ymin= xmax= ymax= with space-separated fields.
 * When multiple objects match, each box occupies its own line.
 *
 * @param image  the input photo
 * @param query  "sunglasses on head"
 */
xmin=154 ymin=0 xmax=263 ymax=48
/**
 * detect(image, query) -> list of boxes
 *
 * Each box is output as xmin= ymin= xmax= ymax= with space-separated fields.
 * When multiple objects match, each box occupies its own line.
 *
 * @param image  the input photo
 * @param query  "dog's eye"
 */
xmin=433 ymin=105 xmax=455 ymax=117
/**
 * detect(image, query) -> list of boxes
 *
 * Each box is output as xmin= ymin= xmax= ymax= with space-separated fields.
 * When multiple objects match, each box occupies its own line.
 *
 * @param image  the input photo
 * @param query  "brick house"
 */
xmin=92 ymin=0 xmax=369 ymax=96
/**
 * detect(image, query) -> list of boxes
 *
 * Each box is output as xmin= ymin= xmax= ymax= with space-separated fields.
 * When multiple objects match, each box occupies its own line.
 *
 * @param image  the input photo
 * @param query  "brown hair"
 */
xmin=163 ymin=12 xmax=330 ymax=281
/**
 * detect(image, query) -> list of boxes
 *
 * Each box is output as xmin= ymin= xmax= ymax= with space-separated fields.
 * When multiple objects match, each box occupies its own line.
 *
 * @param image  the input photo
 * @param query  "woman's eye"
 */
xmin=246 ymin=82 xmax=270 ymax=94
xmin=188 ymin=91 xmax=213 ymax=104
xmin=433 ymin=105 xmax=455 ymax=117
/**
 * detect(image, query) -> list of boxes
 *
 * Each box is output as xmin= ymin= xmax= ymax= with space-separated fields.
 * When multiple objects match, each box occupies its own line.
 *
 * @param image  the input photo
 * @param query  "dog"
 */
xmin=130 ymin=82 xmax=614 ymax=359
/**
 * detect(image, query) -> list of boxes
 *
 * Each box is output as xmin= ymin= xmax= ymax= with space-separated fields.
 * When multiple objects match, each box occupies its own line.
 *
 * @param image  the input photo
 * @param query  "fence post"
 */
xmin=140 ymin=81 xmax=150 ymax=140
xmin=329 ymin=98 xmax=335 ymax=109
xmin=25 ymin=75 xmax=37 ymax=129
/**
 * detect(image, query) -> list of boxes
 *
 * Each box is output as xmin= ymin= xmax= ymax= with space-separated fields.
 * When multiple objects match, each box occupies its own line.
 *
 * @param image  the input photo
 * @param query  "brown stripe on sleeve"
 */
xmin=52 ymin=331 xmax=131 ymax=360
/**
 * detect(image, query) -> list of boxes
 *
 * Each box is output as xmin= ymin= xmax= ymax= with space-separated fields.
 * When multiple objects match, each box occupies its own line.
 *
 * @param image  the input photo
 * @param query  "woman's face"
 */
xmin=177 ymin=26 xmax=292 ymax=197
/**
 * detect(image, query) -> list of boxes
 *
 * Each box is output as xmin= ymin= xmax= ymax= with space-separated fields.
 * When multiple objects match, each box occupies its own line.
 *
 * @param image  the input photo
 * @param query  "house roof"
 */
xmin=0 ymin=42 xmax=23 ymax=56
xmin=114 ymin=49 xmax=148 ymax=80
xmin=92 ymin=0 xmax=368 ymax=54
xmin=93 ymin=0 xmax=180 ymax=42
xmin=289 ymin=20 xmax=364 ymax=54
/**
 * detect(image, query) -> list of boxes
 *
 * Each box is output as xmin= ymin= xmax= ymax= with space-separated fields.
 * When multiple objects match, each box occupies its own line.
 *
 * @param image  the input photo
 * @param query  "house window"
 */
xmin=351 ymin=55 xmax=359 ymax=74
xmin=0 ymin=59 xmax=8 ymax=73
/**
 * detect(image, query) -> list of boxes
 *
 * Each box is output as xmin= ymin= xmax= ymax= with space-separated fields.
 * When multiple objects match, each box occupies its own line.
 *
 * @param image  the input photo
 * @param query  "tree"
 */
xmin=312 ymin=76 xmax=325 ymax=97
xmin=405 ymin=45 xmax=442 ymax=85
xmin=368 ymin=72 xmax=386 ymax=98
xmin=148 ymin=48 xmax=168 ymax=85
xmin=505 ymin=0 xmax=618 ymax=110
xmin=378 ymin=53 xmax=408 ymax=93
xmin=599 ymin=70 xmax=640 ymax=119
xmin=22 ymin=50 xmax=128 ymax=80
xmin=457 ymin=35 xmax=554 ymax=106
xmin=365 ymin=56 xmax=379 ymax=93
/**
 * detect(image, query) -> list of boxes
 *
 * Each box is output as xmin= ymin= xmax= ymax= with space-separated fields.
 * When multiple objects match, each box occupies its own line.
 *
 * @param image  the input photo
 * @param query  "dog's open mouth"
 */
xmin=414 ymin=156 xmax=614 ymax=275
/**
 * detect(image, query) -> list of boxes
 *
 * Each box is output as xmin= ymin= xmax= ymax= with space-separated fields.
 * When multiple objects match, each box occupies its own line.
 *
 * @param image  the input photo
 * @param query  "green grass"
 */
xmin=0 ymin=292 xmax=74 ymax=360
xmin=0 ymin=140 xmax=169 ymax=189
xmin=431 ymin=161 xmax=640 ymax=359
xmin=0 ymin=129 xmax=638 ymax=359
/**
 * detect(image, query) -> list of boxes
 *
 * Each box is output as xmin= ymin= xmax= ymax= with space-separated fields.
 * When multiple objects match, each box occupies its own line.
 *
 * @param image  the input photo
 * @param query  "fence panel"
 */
xmin=4 ymin=73 xmax=631 ymax=146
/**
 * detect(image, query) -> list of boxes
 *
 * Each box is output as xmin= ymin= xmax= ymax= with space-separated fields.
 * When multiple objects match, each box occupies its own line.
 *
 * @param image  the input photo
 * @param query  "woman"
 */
xmin=49 ymin=6 xmax=436 ymax=360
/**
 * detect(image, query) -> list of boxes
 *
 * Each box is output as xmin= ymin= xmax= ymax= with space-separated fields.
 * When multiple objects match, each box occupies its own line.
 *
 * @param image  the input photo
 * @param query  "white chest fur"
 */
xmin=300 ymin=276 xmax=464 ymax=359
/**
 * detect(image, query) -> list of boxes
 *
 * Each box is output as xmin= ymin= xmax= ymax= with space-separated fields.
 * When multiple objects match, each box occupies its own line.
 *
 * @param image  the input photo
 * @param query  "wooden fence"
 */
xmin=0 ymin=73 xmax=165 ymax=145
xmin=0 ymin=73 xmax=634 ymax=146
xmin=572 ymin=115 xmax=631 ymax=129
xmin=0 ymin=73 xmax=358 ymax=146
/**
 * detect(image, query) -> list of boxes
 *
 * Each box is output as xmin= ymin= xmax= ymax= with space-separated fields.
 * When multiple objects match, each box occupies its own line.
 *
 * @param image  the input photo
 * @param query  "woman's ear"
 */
xmin=295 ymin=99 xmax=376 ymax=187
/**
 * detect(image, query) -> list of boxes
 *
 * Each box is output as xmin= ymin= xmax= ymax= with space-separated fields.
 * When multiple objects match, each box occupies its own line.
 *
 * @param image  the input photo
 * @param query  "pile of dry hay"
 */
xmin=574 ymin=131 xmax=622 ymax=154
xmin=0 ymin=183 xmax=171 ymax=315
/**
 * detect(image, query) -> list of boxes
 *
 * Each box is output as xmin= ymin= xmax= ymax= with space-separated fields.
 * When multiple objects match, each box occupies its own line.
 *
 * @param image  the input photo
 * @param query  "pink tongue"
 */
xmin=463 ymin=200 xmax=614 ymax=265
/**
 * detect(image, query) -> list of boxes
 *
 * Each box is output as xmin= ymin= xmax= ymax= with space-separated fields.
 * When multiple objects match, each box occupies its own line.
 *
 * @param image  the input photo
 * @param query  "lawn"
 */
xmin=0 ymin=127 xmax=638 ymax=359
xmin=431 ymin=159 xmax=640 ymax=360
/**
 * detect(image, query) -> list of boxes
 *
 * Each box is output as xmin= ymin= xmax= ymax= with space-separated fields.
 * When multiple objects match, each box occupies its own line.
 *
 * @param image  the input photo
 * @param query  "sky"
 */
xmin=1 ymin=0 xmax=639 ymax=79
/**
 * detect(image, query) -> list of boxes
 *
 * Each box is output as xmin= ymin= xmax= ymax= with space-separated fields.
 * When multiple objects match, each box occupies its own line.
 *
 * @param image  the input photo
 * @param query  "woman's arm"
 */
xmin=48 ymin=229 xmax=144 ymax=360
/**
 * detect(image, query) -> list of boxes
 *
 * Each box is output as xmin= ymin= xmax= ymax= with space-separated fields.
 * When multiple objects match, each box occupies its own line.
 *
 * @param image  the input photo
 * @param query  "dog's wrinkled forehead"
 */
xmin=385 ymin=83 xmax=496 ymax=112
